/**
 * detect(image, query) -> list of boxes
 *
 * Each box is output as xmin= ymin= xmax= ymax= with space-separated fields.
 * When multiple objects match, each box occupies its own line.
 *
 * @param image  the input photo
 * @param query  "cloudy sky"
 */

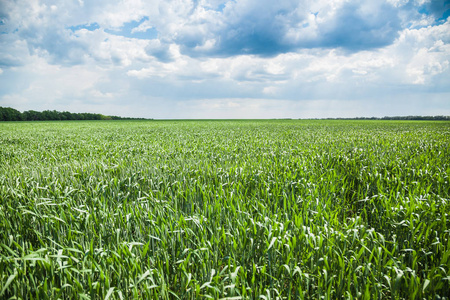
xmin=0 ymin=0 xmax=449 ymax=118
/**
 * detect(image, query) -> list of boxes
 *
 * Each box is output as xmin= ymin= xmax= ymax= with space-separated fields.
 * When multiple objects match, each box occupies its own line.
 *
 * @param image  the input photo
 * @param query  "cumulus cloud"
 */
xmin=1 ymin=0 xmax=446 ymax=66
xmin=165 ymin=0 xmax=405 ymax=56
xmin=0 ymin=0 xmax=449 ymax=118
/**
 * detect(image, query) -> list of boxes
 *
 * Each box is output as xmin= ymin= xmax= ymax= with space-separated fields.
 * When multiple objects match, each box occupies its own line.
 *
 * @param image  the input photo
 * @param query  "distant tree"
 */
xmin=62 ymin=111 xmax=73 ymax=120
xmin=41 ymin=110 xmax=62 ymax=120
xmin=1 ymin=106 xmax=149 ymax=121
xmin=0 ymin=107 xmax=23 ymax=121
xmin=23 ymin=110 xmax=43 ymax=121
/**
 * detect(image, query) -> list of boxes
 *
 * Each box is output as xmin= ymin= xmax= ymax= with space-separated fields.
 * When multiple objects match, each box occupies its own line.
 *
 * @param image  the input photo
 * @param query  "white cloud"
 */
xmin=0 ymin=55 xmax=112 ymax=110
xmin=390 ymin=21 xmax=450 ymax=84
xmin=131 ymin=19 xmax=153 ymax=33
xmin=95 ymin=0 xmax=146 ymax=29
xmin=0 ymin=0 xmax=449 ymax=118
xmin=173 ymin=97 xmax=430 ymax=119
xmin=263 ymin=86 xmax=279 ymax=95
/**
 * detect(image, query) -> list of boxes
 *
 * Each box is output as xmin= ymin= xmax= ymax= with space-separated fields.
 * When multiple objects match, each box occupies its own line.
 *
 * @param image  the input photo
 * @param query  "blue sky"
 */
xmin=0 ymin=0 xmax=449 ymax=118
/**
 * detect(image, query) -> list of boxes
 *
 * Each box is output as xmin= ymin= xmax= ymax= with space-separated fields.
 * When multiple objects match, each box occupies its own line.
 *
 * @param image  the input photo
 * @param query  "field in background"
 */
xmin=1 ymin=120 xmax=449 ymax=299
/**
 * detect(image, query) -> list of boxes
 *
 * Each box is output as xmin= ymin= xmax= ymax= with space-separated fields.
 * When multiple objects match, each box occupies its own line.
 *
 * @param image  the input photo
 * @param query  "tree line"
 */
xmin=0 ymin=107 xmax=147 ymax=121
xmin=2 ymin=106 xmax=448 ymax=121
xmin=319 ymin=116 xmax=450 ymax=121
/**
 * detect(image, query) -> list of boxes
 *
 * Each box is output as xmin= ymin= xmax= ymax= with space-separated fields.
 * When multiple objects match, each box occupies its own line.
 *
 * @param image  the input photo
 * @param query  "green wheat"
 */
xmin=0 ymin=120 xmax=449 ymax=299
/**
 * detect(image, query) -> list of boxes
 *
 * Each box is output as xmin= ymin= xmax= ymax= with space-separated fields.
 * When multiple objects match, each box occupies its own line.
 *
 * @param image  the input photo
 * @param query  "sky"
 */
xmin=0 ymin=0 xmax=449 ymax=119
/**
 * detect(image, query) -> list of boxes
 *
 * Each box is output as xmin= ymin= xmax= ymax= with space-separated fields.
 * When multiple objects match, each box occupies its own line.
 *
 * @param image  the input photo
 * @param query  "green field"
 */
xmin=1 ymin=120 xmax=449 ymax=299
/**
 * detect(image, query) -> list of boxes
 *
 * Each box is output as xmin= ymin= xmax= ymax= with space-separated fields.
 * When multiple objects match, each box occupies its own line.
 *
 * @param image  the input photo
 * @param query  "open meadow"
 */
xmin=1 ymin=120 xmax=449 ymax=299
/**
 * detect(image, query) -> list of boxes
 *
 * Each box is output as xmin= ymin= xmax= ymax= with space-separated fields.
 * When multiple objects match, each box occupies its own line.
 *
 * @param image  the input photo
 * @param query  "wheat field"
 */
xmin=1 ymin=120 xmax=449 ymax=299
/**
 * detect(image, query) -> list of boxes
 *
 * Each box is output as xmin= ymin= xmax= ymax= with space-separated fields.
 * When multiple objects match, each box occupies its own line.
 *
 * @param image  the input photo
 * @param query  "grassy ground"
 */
xmin=1 ymin=120 xmax=449 ymax=299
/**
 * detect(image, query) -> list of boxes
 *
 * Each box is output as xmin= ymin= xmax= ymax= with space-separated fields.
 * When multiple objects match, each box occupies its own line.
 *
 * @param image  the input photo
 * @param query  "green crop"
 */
xmin=1 ymin=120 xmax=449 ymax=299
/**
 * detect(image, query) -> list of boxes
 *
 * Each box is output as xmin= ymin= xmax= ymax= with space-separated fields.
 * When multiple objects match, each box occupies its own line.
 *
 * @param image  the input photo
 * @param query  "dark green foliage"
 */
xmin=0 ymin=106 xmax=148 ymax=121
xmin=0 ymin=107 xmax=23 ymax=121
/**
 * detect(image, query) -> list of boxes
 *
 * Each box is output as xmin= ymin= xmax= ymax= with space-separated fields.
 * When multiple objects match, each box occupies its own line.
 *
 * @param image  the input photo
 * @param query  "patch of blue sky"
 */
xmin=0 ymin=19 xmax=6 ymax=34
xmin=67 ymin=23 xmax=100 ymax=32
xmin=437 ymin=9 xmax=450 ymax=23
xmin=418 ymin=7 xmax=429 ymax=15
xmin=105 ymin=17 xmax=158 ymax=40
xmin=0 ymin=19 xmax=18 ymax=35
xmin=418 ymin=1 xmax=450 ymax=23
xmin=217 ymin=3 xmax=226 ymax=12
